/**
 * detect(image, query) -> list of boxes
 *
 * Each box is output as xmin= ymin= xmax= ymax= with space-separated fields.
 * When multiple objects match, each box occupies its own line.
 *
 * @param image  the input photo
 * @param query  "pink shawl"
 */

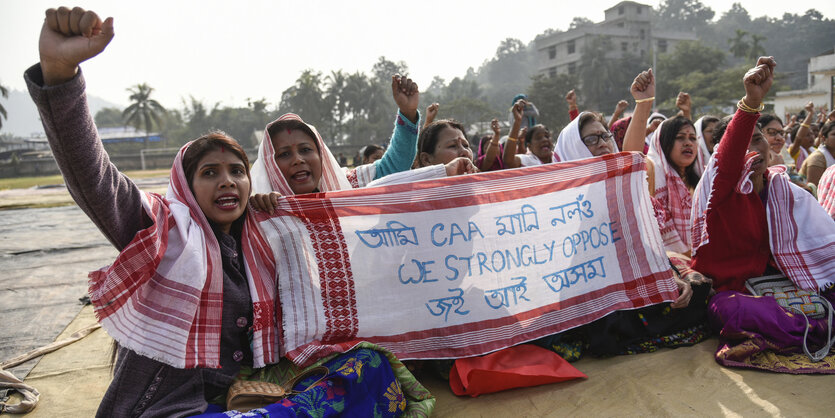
xmin=646 ymin=120 xmax=692 ymax=253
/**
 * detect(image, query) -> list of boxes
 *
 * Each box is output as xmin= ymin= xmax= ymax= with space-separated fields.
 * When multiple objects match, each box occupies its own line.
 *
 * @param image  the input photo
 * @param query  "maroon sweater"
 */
xmin=691 ymin=110 xmax=771 ymax=292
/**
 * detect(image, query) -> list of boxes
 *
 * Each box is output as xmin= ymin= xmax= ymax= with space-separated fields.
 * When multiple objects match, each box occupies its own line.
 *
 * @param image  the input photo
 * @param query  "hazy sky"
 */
xmin=2 ymin=0 xmax=833 ymax=110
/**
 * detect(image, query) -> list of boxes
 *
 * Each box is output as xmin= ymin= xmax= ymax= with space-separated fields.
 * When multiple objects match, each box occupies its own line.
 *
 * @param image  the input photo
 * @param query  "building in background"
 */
xmin=535 ymin=1 xmax=696 ymax=78
xmin=774 ymin=48 xmax=835 ymax=117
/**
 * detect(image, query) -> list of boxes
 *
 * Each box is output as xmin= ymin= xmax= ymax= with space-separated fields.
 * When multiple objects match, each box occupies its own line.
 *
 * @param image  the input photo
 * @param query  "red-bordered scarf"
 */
xmin=250 ymin=113 xmax=374 ymax=195
xmin=646 ymin=120 xmax=692 ymax=254
xmin=692 ymin=152 xmax=835 ymax=290
xmin=88 ymin=142 xmax=279 ymax=369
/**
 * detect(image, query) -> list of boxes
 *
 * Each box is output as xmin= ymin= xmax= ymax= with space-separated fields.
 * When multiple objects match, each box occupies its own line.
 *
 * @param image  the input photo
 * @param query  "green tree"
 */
xmin=656 ymin=0 xmax=715 ymax=31
xmin=727 ymin=29 xmax=750 ymax=58
xmin=279 ymin=70 xmax=334 ymax=140
xmin=657 ymin=41 xmax=727 ymax=104
xmin=569 ymin=17 xmax=594 ymax=30
xmin=578 ymin=36 xmax=645 ymax=112
xmin=326 ymin=70 xmax=347 ymax=142
xmin=526 ymin=73 xmax=578 ymax=132
xmin=94 ymin=107 xmax=124 ymax=127
xmin=0 ymin=82 xmax=8 ymax=130
xmin=122 ymin=83 xmax=167 ymax=146
xmin=720 ymin=3 xmax=751 ymax=26
xmin=477 ymin=38 xmax=535 ymax=115
xmin=748 ymin=34 xmax=767 ymax=60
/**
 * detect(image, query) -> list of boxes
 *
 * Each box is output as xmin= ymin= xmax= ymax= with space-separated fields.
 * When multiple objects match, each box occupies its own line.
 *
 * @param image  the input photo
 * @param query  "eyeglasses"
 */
xmin=581 ymin=132 xmax=614 ymax=147
xmin=764 ymin=128 xmax=784 ymax=137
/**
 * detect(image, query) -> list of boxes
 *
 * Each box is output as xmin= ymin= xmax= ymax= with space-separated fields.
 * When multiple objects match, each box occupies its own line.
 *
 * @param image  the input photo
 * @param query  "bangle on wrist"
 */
xmin=800 ymin=123 xmax=810 ymax=128
xmin=507 ymin=137 xmax=517 ymax=143
xmin=737 ymin=98 xmax=764 ymax=113
xmin=635 ymin=97 xmax=655 ymax=104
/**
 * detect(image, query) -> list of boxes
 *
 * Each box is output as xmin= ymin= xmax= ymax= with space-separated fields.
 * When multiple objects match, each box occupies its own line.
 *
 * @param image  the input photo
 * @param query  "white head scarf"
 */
xmin=646 ymin=119 xmax=693 ymax=253
xmin=555 ymin=112 xmax=619 ymax=161
xmin=693 ymin=116 xmax=712 ymax=176
xmin=251 ymin=113 xmax=360 ymax=195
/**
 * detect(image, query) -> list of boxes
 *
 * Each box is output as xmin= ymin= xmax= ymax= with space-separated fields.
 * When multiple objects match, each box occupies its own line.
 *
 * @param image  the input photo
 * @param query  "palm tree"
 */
xmin=748 ymin=34 xmax=767 ymax=60
xmin=0 ymin=82 xmax=9 ymax=130
xmin=727 ymin=29 xmax=750 ymax=59
xmin=122 ymin=83 xmax=166 ymax=146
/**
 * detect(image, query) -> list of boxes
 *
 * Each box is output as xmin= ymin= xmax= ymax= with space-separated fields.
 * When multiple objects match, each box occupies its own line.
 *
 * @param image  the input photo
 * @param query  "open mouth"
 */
xmin=681 ymin=148 xmax=694 ymax=157
xmin=291 ymin=170 xmax=311 ymax=183
xmin=215 ymin=195 xmax=240 ymax=210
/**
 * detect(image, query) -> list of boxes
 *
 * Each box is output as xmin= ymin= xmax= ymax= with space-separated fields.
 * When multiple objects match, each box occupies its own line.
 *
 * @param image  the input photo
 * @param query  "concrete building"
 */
xmin=535 ymin=1 xmax=696 ymax=78
xmin=773 ymin=48 xmax=835 ymax=117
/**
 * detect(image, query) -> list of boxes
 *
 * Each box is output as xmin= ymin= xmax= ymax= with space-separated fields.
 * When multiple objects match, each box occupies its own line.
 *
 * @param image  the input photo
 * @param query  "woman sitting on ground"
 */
xmin=502 ymin=99 xmax=560 ymax=168
xmin=690 ymin=57 xmax=835 ymax=373
xmin=645 ymin=116 xmax=701 ymax=254
xmin=252 ymin=75 xmax=421 ymax=195
xmin=545 ymin=69 xmax=711 ymax=358
xmin=29 ymin=8 xmax=430 ymax=416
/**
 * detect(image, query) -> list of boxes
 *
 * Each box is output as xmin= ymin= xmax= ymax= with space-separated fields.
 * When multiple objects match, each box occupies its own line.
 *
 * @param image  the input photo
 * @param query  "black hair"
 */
xmin=414 ymin=119 xmax=468 ymax=168
xmin=658 ymin=116 xmax=700 ymax=188
xmin=821 ymin=120 xmax=835 ymax=140
xmin=712 ymin=115 xmax=733 ymax=148
xmin=183 ymin=131 xmax=250 ymax=188
xmin=756 ymin=114 xmax=783 ymax=130
xmin=701 ymin=115 xmax=720 ymax=127
xmin=267 ymin=119 xmax=318 ymax=152
xmin=361 ymin=144 xmax=384 ymax=163
xmin=524 ymin=124 xmax=551 ymax=146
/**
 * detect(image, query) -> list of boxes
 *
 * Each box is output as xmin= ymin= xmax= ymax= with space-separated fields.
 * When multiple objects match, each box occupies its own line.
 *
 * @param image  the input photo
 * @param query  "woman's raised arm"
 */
xmin=27 ymin=7 xmax=147 ymax=250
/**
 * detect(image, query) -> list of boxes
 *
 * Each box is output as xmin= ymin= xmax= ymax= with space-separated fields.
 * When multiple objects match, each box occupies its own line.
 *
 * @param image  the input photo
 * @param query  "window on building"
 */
xmin=621 ymin=42 xmax=628 ymax=52
xmin=637 ymin=6 xmax=642 ymax=14
xmin=617 ymin=22 xmax=624 ymax=28
xmin=619 ymin=5 xmax=624 ymax=14
xmin=549 ymin=67 xmax=557 ymax=78
xmin=658 ymin=39 xmax=668 ymax=53
xmin=548 ymin=45 xmax=556 ymax=60
xmin=640 ymin=29 xmax=645 ymax=40
xmin=568 ymin=40 xmax=575 ymax=54
xmin=568 ymin=62 xmax=576 ymax=75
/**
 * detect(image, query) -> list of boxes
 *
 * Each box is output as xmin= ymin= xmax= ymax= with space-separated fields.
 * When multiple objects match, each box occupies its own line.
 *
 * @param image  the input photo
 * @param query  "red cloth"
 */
xmin=449 ymin=344 xmax=586 ymax=397
xmin=569 ymin=108 xmax=579 ymax=121
xmin=690 ymin=111 xmax=771 ymax=292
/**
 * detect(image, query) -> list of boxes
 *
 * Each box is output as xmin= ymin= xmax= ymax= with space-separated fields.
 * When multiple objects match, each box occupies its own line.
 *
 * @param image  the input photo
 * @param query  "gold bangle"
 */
xmin=737 ymin=98 xmax=764 ymax=113
xmin=800 ymin=123 xmax=811 ymax=128
xmin=507 ymin=137 xmax=518 ymax=142
xmin=635 ymin=97 xmax=655 ymax=104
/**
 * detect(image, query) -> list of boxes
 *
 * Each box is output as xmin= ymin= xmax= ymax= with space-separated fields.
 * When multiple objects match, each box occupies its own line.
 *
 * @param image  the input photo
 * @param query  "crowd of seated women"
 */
xmin=28 ymin=6 xmax=835 ymax=417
